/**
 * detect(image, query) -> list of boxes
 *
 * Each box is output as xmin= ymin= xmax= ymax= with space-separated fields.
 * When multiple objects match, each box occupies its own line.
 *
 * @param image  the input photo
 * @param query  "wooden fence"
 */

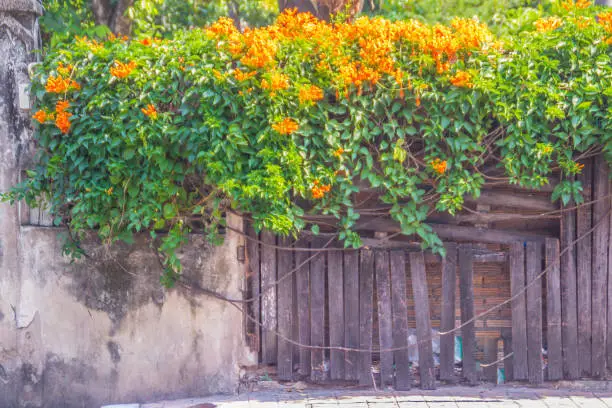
xmin=244 ymin=155 xmax=611 ymax=388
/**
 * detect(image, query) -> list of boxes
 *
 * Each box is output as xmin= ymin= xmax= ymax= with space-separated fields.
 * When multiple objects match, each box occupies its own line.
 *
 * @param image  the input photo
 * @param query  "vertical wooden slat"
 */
xmin=439 ymin=243 xmax=457 ymax=382
xmin=390 ymin=250 xmax=411 ymax=390
xmin=310 ymin=237 xmax=326 ymax=382
xmin=358 ymin=249 xmax=374 ymax=386
xmin=561 ymin=195 xmax=579 ymax=379
xmin=246 ymin=226 xmax=260 ymax=355
xmin=328 ymin=249 xmax=345 ymax=380
xmin=510 ymin=242 xmax=528 ymax=381
xmin=545 ymin=238 xmax=563 ymax=381
xmin=501 ymin=328 xmax=513 ymax=381
xmin=525 ymin=241 xmax=543 ymax=385
xmin=459 ymin=244 xmax=477 ymax=385
xmin=409 ymin=251 xmax=436 ymax=390
xmin=483 ymin=338 xmax=498 ymax=383
xmin=607 ymin=185 xmax=612 ymax=371
xmin=260 ymin=230 xmax=277 ymax=364
xmin=592 ymin=155 xmax=609 ymax=378
xmin=375 ymin=250 xmax=393 ymax=386
xmin=277 ymin=236 xmax=294 ymax=380
xmin=576 ymin=159 xmax=593 ymax=376
xmin=295 ymin=237 xmax=311 ymax=377
xmin=344 ymin=250 xmax=360 ymax=381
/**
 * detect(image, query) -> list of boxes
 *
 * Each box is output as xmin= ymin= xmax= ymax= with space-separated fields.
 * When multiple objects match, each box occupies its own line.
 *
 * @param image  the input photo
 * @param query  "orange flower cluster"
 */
xmin=535 ymin=17 xmax=563 ymax=32
xmin=272 ymin=118 xmax=299 ymax=135
xmin=430 ymin=159 xmax=447 ymax=174
xmin=237 ymin=29 xmax=277 ymax=69
xmin=46 ymin=75 xmax=80 ymax=93
xmin=75 ymin=36 xmax=103 ymax=52
xmin=298 ymin=85 xmax=324 ymax=104
xmin=598 ymin=11 xmax=612 ymax=33
xmin=311 ymin=180 xmax=331 ymax=199
xmin=55 ymin=100 xmax=72 ymax=134
xmin=139 ymin=38 xmax=154 ymax=46
xmin=233 ymin=69 xmax=257 ymax=82
xmin=141 ymin=104 xmax=158 ymax=119
xmin=32 ymin=110 xmax=47 ymax=123
xmin=205 ymin=17 xmax=238 ymax=38
xmin=450 ymin=71 xmax=473 ymax=88
xmin=108 ymin=32 xmax=129 ymax=42
xmin=561 ymin=0 xmax=591 ymax=11
xmin=261 ymin=72 xmax=290 ymax=93
xmin=333 ymin=147 xmax=344 ymax=157
xmin=110 ymin=60 xmax=137 ymax=79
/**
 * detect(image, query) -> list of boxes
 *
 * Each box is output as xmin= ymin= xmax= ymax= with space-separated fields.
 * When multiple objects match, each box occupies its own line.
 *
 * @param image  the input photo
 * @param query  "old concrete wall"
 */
xmin=0 ymin=216 xmax=257 ymax=408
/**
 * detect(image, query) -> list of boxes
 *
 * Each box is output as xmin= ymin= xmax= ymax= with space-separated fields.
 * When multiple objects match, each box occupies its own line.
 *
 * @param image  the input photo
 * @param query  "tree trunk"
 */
xmin=279 ymin=0 xmax=364 ymax=21
xmin=91 ymin=0 xmax=134 ymax=34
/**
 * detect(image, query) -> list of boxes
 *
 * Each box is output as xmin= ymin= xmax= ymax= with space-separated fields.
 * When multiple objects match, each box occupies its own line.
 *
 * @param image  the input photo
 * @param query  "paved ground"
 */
xmin=105 ymin=385 xmax=612 ymax=408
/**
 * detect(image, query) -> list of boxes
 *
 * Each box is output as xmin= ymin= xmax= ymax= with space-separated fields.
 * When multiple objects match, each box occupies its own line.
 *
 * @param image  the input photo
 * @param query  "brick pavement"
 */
xmin=105 ymin=385 xmax=612 ymax=408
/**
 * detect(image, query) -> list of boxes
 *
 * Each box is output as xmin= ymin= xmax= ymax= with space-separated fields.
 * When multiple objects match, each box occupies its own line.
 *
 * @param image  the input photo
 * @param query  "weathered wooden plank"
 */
xmin=545 ymin=238 xmax=563 ymax=381
xmin=260 ymin=230 xmax=277 ymax=364
xmin=328 ymin=248 xmax=345 ymax=380
xmin=592 ymin=155 xmax=609 ymax=378
xmin=458 ymin=244 xmax=477 ymax=385
xmin=525 ymin=241 xmax=543 ymax=385
xmin=246 ymin=226 xmax=260 ymax=355
xmin=560 ymin=197 xmax=579 ymax=379
xmin=501 ymin=328 xmax=513 ymax=381
xmin=483 ymin=338 xmax=498 ymax=383
xmin=409 ymin=251 xmax=436 ymax=390
xmin=310 ymin=236 xmax=327 ymax=382
xmin=390 ymin=250 xmax=411 ymax=390
xmin=608 ymin=185 xmax=612 ymax=372
xmin=509 ymin=242 xmax=528 ymax=381
xmin=576 ymin=159 xmax=593 ymax=377
xmin=277 ymin=236 xmax=294 ymax=381
xmin=375 ymin=250 xmax=393 ymax=386
xmin=343 ymin=250 xmax=360 ymax=381
xmin=358 ymin=249 xmax=375 ymax=386
xmin=294 ymin=237 xmax=311 ymax=377
xmin=439 ymin=242 xmax=457 ymax=382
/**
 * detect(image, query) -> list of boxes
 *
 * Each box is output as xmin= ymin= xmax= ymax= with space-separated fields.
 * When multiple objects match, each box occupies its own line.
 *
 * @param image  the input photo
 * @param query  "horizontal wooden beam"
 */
xmin=307 ymin=215 xmax=551 ymax=245
xmin=463 ymin=190 xmax=557 ymax=212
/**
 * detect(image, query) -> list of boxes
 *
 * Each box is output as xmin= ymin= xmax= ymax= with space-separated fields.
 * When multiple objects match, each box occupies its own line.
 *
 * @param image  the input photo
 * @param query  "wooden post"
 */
xmin=328 ymin=248 xmax=345 ymax=380
xmin=310 ymin=236 xmax=327 ymax=382
xmin=277 ymin=236 xmax=294 ymax=380
xmin=545 ymin=238 xmax=563 ymax=381
xmin=358 ymin=249 xmax=374 ymax=386
xmin=375 ymin=250 xmax=393 ymax=386
xmin=592 ymin=155 xmax=609 ymax=378
xmin=576 ymin=159 xmax=593 ymax=376
xmin=525 ymin=241 xmax=543 ymax=385
xmin=561 ymin=198 xmax=579 ymax=379
xmin=390 ymin=250 xmax=411 ymax=390
xmin=246 ymin=226 xmax=261 ymax=355
xmin=260 ymin=231 xmax=277 ymax=364
xmin=409 ymin=251 xmax=436 ymax=390
xmin=343 ymin=250 xmax=360 ymax=381
xmin=294 ymin=237 xmax=311 ymax=377
xmin=439 ymin=243 xmax=457 ymax=382
xmin=509 ymin=242 xmax=528 ymax=381
xmin=458 ymin=244 xmax=477 ymax=385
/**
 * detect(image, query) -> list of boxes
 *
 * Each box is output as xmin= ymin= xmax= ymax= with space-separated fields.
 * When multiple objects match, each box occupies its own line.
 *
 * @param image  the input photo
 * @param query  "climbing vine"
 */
xmin=4 ymin=2 xmax=612 ymax=285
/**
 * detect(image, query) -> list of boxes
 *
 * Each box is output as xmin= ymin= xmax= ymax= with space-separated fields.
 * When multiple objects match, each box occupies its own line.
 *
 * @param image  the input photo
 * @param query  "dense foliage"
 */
xmin=8 ymin=2 xmax=612 ymax=285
